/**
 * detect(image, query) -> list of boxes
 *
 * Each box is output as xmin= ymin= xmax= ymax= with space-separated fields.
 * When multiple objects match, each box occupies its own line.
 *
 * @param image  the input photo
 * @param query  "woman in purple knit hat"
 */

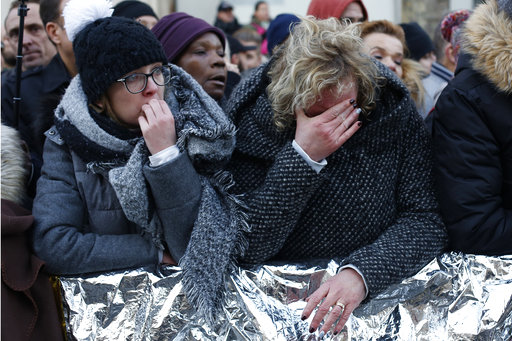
xmin=152 ymin=13 xmax=228 ymax=102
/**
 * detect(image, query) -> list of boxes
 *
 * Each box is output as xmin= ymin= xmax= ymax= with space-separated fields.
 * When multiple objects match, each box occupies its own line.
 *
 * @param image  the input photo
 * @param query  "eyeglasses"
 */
xmin=116 ymin=65 xmax=171 ymax=94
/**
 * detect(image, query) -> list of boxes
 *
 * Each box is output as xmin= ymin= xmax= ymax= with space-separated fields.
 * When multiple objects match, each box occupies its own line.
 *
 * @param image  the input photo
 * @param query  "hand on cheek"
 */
xmin=138 ymin=99 xmax=177 ymax=155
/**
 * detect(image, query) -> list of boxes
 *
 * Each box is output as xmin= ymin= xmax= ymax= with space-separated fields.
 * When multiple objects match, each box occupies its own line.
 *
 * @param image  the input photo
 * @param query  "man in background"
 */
xmin=214 ymin=1 xmax=241 ymax=35
xmin=1 ymin=0 xmax=75 ymax=204
xmin=3 ymin=0 xmax=56 ymax=72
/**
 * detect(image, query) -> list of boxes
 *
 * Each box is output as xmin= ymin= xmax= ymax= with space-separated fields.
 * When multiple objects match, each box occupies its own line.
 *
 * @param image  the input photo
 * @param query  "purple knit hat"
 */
xmin=152 ymin=12 xmax=226 ymax=63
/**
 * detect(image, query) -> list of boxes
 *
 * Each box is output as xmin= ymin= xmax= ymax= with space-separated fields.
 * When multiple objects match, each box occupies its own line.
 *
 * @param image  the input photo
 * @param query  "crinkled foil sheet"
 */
xmin=60 ymin=252 xmax=512 ymax=340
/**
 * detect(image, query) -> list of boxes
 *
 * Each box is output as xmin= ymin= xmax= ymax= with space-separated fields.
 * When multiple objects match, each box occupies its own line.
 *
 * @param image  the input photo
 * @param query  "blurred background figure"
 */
xmin=214 ymin=1 xmax=242 ymax=35
xmin=250 ymin=1 xmax=271 ymax=55
xmin=360 ymin=20 xmax=426 ymax=115
xmin=1 ymin=124 xmax=65 ymax=341
xmin=1 ymin=31 xmax=16 ymax=71
xmin=399 ymin=22 xmax=436 ymax=117
xmin=233 ymin=26 xmax=263 ymax=59
xmin=1 ymin=0 xmax=75 ymax=205
xmin=113 ymin=0 xmax=159 ymax=30
xmin=423 ymin=9 xmax=472 ymax=117
xmin=307 ymin=0 xmax=368 ymax=23
xmin=227 ymin=33 xmax=260 ymax=79
xmin=400 ymin=22 xmax=436 ymax=75
xmin=153 ymin=12 xmax=228 ymax=103
xmin=265 ymin=13 xmax=300 ymax=56
xmin=431 ymin=0 xmax=511 ymax=256
xmin=3 ymin=0 xmax=56 ymax=72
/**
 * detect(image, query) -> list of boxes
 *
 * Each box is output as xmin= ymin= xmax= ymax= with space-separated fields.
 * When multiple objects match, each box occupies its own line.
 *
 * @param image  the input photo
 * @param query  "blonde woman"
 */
xmin=226 ymin=16 xmax=446 ymax=336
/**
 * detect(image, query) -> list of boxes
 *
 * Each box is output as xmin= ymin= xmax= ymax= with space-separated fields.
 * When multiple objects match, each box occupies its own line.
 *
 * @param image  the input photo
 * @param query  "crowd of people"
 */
xmin=1 ymin=0 xmax=510 ymax=338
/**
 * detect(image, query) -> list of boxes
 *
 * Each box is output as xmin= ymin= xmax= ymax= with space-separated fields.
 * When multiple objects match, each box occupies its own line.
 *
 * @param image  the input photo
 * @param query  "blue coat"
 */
xmin=32 ymin=129 xmax=201 ymax=275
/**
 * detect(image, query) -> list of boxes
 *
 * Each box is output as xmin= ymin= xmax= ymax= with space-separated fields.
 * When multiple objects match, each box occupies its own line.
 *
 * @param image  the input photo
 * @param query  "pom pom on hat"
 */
xmin=64 ymin=0 xmax=113 ymax=42
xmin=65 ymin=0 xmax=167 ymax=104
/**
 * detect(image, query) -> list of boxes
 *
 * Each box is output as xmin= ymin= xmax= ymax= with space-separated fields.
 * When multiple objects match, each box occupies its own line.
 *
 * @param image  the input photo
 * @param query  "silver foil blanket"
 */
xmin=60 ymin=252 xmax=512 ymax=340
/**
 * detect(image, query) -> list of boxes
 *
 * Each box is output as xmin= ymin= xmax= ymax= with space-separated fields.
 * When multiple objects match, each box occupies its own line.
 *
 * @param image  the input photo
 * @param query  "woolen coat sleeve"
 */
xmin=236 ymin=143 xmax=326 ymax=263
xmin=32 ymin=139 xmax=160 ymax=275
xmin=143 ymin=153 xmax=202 ymax=261
xmin=342 ymin=113 xmax=448 ymax=297
xmin=432 ymin=80 xmax=512 ymax=255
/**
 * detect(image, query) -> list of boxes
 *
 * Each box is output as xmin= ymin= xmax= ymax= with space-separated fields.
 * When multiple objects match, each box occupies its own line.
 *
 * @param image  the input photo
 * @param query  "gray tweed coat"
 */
xmin=226 ymin=61 xmax=448 ymax=298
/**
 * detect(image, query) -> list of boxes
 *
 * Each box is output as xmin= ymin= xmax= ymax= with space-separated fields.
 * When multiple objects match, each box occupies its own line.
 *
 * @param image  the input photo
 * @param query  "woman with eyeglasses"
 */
xmin=31 ymin=0 xmax=242 ymax=303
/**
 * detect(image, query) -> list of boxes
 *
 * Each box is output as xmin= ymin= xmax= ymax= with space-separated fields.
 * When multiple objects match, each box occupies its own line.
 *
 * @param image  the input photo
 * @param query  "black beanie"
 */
xmin=73 ymin=16 xmax=168 ymax=104
xmin=112 ymin=0 xmax=158 ymax=20
xmin=399 ymin=22 xmax=434 ymax=61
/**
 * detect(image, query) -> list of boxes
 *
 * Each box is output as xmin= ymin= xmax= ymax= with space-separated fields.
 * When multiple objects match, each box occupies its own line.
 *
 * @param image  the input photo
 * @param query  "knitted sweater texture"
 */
xmin=226 ymin=61 xmax=448 ymax=297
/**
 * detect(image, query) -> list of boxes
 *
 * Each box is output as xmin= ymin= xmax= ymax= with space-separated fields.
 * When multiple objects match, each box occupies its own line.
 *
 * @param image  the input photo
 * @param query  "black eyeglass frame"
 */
xmin=116 ymin=64 xmax=172 ymax=94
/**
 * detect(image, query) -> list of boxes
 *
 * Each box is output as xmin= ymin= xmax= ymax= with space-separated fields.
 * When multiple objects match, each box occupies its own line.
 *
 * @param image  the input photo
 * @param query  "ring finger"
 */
xmin=320 ymin=301 xmax=346 ymax=334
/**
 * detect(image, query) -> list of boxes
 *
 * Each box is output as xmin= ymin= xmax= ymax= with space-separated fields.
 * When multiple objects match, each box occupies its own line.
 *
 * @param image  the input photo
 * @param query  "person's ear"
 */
xmin=46 ymin=22 xmax=61 ymax=45
xmin=445 ymin=44 xmax=456 ymax=65
xmin=231 ymin=53 xmax=240 ymax=65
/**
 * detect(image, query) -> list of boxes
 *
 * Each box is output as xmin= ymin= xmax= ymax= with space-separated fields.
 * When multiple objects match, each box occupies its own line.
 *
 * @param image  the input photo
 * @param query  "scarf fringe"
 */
xmin=179 ymin=170 xmax=250 ymax=325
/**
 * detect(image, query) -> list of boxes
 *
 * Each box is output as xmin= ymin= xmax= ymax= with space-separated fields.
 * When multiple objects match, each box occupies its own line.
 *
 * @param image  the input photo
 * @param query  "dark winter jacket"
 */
xmin=431 ymin=0 xmax=512 ymax=255
xmin=33 ymin=128 xmax=200 ymax=274
xmin=214 ymin=17 xmax=242 ymax=36
xmin=226 ymin=61 xmax=447 ymax=298
xmin=1 ymin=54 xmax=72 ymax=203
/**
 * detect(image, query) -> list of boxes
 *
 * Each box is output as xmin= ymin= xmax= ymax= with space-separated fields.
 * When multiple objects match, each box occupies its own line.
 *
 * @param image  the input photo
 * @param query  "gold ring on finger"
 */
xmin=335 ymin=299 xmax=345 ymax=311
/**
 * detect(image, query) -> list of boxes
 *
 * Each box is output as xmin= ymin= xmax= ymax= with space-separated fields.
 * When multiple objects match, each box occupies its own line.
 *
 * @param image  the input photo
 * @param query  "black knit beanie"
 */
xmin=63 ymin=0 xmax=167 ymax=105
xmin=112 ymin=0 xmax=158 ymax=20
xmin=72 ymin=17 xmax=167 ymax=103
xmin=399 ymin=22 xmax=434 ymax=61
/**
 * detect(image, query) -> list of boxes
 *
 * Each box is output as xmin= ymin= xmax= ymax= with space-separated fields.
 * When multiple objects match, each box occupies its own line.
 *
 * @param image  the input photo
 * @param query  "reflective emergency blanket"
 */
xmin=60 ymin=252 xmax=512 ymax=340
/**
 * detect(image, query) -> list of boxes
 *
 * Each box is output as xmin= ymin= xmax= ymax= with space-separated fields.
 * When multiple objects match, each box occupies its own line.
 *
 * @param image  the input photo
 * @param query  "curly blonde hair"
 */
xmin=268 ymin=16 xmax=378 ymax=130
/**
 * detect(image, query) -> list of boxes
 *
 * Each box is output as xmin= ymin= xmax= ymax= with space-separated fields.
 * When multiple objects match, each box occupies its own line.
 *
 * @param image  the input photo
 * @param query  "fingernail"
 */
xmin=357 ymin=121 xmax=362 ymax=126
xmin=309 ymin=327 xmax=315 ymax=333
xmin=319 ymin=331 xmax=325 ymax=339
xmin=326 ymin=332 xmax=332 ymax=339
xmin=355 ymin=108 xmax=362 ymax=114
xmin=352 ymin=103 xmax=357 ymax=108
xmin=334 ymin=331 xmax=339 ymax=335
xmin=301 ymin=315 xmax=307 ymax=321
xmin=349 ymin=98 xmax=355 ymax=104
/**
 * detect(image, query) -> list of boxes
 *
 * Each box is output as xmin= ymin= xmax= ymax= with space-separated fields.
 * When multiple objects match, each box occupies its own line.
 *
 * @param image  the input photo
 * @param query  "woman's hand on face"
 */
xmin=294 ymin=98 xmax=361 ymax=162
xmin=302 ymin=268 xmax=366 ymax=336
xmin=139 ymin=99 xmax=177 ymax=155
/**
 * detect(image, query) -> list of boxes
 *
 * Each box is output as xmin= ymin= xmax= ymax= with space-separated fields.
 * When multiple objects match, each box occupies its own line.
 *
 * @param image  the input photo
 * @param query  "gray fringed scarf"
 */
xmin=54 ymin=65 xmax=249 ymax=322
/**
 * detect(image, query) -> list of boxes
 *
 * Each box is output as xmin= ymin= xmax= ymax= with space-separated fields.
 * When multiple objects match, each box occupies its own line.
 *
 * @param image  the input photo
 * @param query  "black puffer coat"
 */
xmin=431 ymin=0 xmax=512 ymax=255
